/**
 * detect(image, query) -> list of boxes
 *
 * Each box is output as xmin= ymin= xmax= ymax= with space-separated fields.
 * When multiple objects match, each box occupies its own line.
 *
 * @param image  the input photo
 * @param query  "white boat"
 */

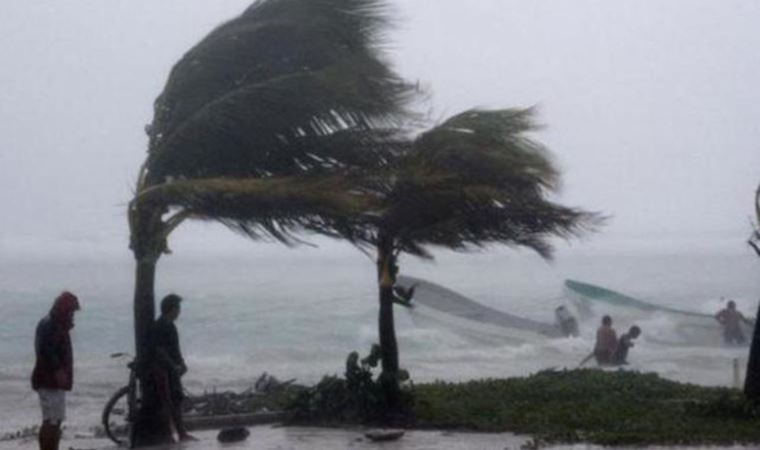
xmin=396 ymin=275 xmax=565 ymax=343
xmin=564 ymin=279 xmax=753 ymax=347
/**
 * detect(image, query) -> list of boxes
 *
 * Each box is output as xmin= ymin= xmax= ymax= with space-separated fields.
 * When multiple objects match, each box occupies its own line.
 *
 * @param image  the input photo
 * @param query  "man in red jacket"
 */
xmin=31 ymin=291 xmax=80 ymax=450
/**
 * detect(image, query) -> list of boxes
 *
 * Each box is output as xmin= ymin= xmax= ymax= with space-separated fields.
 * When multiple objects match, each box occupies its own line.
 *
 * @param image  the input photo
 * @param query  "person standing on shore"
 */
xmin=31 ymin=291 xmax=80 ymax=450
xmin=150 ymin=294 xmax=196 ymax=442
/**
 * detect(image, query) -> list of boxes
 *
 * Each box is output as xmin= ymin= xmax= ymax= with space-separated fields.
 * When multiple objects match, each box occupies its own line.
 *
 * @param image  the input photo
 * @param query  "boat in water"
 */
xmin=396 ymin=275 xmax=566 ymax=342
xmin=564 ymin=279 xmax=752 ymax=347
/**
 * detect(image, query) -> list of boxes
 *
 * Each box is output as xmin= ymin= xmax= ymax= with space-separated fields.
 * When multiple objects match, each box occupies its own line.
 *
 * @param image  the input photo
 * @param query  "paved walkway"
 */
xmin=1 ymin=427 xmax=528 ymax=450
xmin=4 ymin=426 xmax=758 ymax=450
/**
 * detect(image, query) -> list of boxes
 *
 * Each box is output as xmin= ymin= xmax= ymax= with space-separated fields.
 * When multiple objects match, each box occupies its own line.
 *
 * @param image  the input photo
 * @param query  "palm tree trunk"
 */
xmin=134 ymin=257 xmax=156 ymax=368
xmin=130 ymin=253 xmax=176 ymax=447
xmin=376 ymin=236 xmax=400 ymax=406
xmin=129 ymin=206 xmax=173 ymax=447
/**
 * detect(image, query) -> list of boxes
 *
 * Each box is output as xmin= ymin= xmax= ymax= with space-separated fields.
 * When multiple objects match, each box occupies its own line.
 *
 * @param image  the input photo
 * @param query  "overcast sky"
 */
xmin=1 ymin=0 xmax=758 ymax=259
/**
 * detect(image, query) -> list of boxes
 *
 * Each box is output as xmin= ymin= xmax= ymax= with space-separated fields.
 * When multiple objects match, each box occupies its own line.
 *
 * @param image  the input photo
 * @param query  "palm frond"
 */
xmin=413 ymin=108 xmax=559 ymax=193
xmin=145 ymin=0 xmax=417 ymax=183
xmin=136 ymin=175 xmax=373 ymax=244
xmin=365 ymin=108 xmax=604 ymax=259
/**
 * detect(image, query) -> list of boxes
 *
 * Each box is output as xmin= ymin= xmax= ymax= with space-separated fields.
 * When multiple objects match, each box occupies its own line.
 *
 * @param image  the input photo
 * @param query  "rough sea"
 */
xmin=1 ymin=235 xmax=759 ymax=437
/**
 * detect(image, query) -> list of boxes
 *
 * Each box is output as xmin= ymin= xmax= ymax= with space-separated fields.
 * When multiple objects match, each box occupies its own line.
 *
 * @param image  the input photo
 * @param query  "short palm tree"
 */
xmin=350 ymin=108 xmax=601 ymax=402
xmin=128 ymin=0 xmax=415 ymax=445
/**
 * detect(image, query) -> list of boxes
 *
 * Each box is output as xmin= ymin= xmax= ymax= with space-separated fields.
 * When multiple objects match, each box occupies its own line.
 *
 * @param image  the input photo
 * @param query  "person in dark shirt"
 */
xmin=151 ymin=294 xmax=195 ymax=442
xmin=611 ymin=325 xmax=641 ymax=365
xmin=31 ymin=291 xmax=80 ymax=450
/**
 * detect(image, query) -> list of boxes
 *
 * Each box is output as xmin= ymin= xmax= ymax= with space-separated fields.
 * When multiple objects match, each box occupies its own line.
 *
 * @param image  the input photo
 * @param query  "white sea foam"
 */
xmin=1 ymin=249 xmax=758 ymax=435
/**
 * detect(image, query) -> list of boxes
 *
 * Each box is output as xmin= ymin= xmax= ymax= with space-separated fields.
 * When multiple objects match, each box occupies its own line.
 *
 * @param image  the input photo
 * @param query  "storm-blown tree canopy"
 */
xmin=378 ymin=108 xmax=593 ymax=258
xmin=144 ymin=0 xmax=416 ymax=183
xmin=345 ymin=108 xmax=601 ymax=401
xmin=128 ymin=0 xmax=602 ymax=440
xmin=128 ymin=0 xmax=417 ymax=445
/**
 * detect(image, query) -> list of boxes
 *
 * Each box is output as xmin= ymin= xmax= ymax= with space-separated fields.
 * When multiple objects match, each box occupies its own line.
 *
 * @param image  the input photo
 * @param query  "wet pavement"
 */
xmin=2 ymin=426 xmax=757 ymax=450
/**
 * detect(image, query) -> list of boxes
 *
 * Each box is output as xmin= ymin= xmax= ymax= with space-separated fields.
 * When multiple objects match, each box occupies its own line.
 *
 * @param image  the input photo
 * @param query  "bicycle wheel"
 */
xmin=102 ymin=385 xmax=131 ymax=446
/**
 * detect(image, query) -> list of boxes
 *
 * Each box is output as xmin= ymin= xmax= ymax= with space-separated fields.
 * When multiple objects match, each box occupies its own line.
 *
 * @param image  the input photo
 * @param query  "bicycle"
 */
xmin=102 ymin=352 xmax=139 ymax=447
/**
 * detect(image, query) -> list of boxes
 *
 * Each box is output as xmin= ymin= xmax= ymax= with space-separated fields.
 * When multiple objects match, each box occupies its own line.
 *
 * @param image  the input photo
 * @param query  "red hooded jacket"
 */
xmin=31 ymin=292 xmax=79 ymax=391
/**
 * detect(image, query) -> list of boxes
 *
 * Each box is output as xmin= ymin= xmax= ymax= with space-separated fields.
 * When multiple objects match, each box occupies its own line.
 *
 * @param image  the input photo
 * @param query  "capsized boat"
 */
xmin=396 ymin=275 xmax=565 ymax=342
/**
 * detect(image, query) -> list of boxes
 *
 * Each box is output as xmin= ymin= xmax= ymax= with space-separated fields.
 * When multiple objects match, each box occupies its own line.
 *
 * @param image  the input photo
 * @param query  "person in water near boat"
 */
xmin=593 ymin=315 xmax=618 ymax=365
xmin=579 ymin=315 xmax=618 ymax=367
xmin=555 ymin=305 xmax=579 ymax=337
xmin=715 ymin=300 xmax=753 ymax=345
xmin=610 ymin=325 xmax=641 ymax=365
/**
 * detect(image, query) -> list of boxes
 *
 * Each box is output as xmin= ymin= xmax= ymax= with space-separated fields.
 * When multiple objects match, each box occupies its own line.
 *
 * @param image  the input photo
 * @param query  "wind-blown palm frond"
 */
xmin=145 ymin=0 xmax=416 ymax=183
xmin=414 ymin=108 xmax=559 ymax=192
xmin=137 ymin=175 xmax=373 ymax=244
xmin=361 ymin=108 xmax=603 ymax=259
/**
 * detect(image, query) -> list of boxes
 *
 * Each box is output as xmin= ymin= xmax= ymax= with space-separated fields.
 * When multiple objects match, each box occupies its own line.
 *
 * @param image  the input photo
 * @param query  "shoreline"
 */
xmin=6 ymin=369 xmax=760 ymax=448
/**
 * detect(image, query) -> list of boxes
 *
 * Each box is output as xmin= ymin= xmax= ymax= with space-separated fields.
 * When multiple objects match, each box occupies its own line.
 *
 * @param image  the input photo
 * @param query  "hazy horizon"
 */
xmin=1 ymin=0 xmax=759 ymax=261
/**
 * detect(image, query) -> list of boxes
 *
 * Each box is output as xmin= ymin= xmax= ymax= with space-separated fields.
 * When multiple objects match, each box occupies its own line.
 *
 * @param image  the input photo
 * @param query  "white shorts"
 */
xmin=38 ymin=389 xmax=66 ymax=424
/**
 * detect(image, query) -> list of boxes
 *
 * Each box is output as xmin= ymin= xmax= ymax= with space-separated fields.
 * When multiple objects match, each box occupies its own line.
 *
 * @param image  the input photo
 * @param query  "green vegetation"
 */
xmin=413 ymin=369 xmax=760 ymax=446
xmin=288 ymin=346 xmax=413 ymax=425
xmin=286 ymin=368 xmax=760 ymax=446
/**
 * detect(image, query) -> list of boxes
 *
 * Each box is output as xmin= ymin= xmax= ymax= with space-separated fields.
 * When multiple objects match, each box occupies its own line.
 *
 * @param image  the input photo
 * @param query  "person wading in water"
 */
xmin=610 ymin=325 xmax=642 ymax=365
xmin=715 ymin=300 xmax=753 ymax=345
xmin=579 ymin=315 xmax=617 ymax=367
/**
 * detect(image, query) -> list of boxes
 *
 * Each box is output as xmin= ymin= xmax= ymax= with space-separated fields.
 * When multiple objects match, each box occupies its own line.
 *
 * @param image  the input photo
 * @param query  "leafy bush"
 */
xmin=287 ymin=346 xmax=413 ymax=425
xmin=413 ymin=369 xmax=760 ymax=445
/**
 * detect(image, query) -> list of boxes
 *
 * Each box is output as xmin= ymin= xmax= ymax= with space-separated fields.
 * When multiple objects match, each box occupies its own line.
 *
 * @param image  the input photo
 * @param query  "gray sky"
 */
xmin=1 ymin=0 xmax=758 ymax=259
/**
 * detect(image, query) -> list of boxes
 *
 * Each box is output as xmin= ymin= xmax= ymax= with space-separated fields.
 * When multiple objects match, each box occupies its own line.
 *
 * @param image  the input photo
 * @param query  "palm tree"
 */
xmin=349 ymin=108 xmax=601 ymax=403
xmin=128 ymin=0 xmax=416 ymax=445
xmin=744 ymin=183 xmax=760 ymax=399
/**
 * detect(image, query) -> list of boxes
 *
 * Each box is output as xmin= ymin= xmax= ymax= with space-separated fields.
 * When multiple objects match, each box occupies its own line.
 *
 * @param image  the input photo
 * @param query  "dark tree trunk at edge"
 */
xmin=745 ymin=295 xmax=760 ymax=400
xmin=744 ymin=184 xmax=760 ymax=400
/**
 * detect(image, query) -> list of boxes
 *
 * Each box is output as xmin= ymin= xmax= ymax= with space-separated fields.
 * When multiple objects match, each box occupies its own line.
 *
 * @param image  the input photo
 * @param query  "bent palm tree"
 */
xmin=351 ymin=109 xmax=602 ymax=403
xmin=128 ymin=0 xmax=415 ymax=445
